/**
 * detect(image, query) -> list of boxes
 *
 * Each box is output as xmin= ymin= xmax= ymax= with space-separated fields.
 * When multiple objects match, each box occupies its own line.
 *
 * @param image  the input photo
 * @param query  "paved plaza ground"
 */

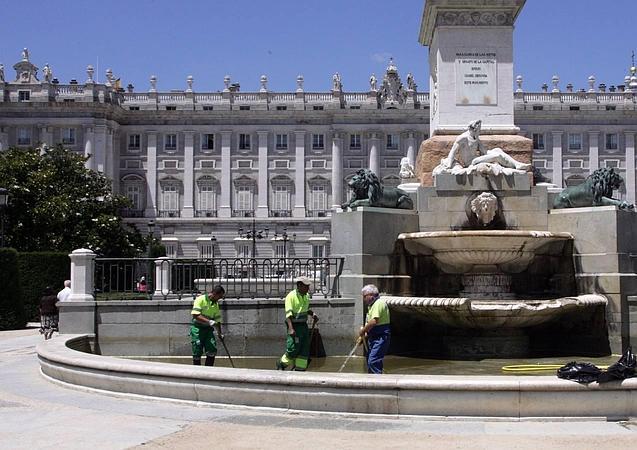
xmin=2 ymin=328 xmax=637 ymax=450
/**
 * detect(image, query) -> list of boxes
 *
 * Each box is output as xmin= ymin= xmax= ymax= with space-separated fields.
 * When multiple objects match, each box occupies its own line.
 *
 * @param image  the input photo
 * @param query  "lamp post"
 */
xmin=274 ymin=228 xmax=296 ymax=278
xmin=147 ymin=219 xmax=156 ymax=258
xmin=210 ymin=235 xmax=217 ymax=258
xmin=237 ymin=219 xmax=268 ymax=258
xmin=0 ymin=187 xmax=8 ymax=248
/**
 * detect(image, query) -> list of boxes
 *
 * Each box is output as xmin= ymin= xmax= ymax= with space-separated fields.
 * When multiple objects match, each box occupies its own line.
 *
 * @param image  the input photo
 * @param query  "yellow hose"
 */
xmin=502 ymin=364 xmax=609 ymax=372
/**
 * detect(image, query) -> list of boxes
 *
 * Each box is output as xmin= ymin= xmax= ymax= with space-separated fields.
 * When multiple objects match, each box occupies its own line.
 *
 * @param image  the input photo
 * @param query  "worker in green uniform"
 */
xmin=276 ymin=276 xmax=318 ymax=371
xmin=190 ymin=285 xmax=225 ymax=366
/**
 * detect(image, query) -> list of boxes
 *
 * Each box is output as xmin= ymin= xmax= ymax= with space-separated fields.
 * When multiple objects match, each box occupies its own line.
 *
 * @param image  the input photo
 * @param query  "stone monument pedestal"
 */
xmin=415 ymin=134 xmax=533 ymax=187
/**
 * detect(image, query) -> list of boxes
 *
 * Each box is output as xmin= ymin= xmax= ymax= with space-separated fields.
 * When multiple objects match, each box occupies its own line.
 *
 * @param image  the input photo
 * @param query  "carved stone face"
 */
xmin=470 ymin=192 xmax=498 ymax=226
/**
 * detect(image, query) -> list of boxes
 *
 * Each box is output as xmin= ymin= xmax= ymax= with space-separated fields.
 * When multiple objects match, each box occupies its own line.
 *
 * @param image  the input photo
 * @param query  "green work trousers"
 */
xmin=279 ymin=321 xmax=310 ymax=370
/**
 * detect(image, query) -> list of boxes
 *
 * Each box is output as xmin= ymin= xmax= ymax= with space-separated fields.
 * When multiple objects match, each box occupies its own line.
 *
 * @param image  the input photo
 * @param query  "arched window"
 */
xmin=159 ymin=177 xmax=182 ymax=217
xmin=270 ymin=175 xmax=293 ymax=217
xmin=233 ymin=175 xmax=256 ymax=217
xmin=307 ymin=176 xmax=330 ymax=217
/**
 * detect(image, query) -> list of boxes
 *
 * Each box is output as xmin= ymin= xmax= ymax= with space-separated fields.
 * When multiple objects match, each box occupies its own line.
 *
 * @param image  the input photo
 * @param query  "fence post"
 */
xmin=59 ymin=248 xmax=96 ymax=335
xmin=154 ymin=257 xmax=171 ymax=297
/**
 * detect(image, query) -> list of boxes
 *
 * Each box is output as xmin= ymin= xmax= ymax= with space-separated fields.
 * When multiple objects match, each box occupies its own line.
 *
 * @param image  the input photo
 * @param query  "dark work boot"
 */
xmin=205 ymin=356 xmax=215 ymax=367
xmin=193 ymin=357 xmax=201 ymax=366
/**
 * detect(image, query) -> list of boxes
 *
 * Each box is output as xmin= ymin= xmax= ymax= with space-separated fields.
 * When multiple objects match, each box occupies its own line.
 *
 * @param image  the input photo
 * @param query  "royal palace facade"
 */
xmin=2 ymin=50 xmax=637 ymax=258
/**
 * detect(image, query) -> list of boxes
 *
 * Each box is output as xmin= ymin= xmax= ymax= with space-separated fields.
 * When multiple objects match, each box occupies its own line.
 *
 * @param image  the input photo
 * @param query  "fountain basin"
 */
xmin=398 ymin=230 xmax=573 ymax=274
xmin=383 ymin=294 xmax=607 ymax=330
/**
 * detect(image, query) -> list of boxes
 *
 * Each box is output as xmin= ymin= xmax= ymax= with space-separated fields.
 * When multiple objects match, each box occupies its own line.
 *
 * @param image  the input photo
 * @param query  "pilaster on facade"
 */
xmin=145 ymin=131 xmax=158 ymax=218
xmin=331 ymin=132 xmax=343 ymax=210
xmin=625 ymin=131 xmax=636 ymax=204
xmin=551 ymin=131 xmax=564 ymax=188
xmin=105 ymin=128 xmax=114 ymax=182
xmin=182 ymin=131 xmax=195 ymax=218
xmin=293 ymin=130 xmax=307 ymax=218
xmin=588 ymin=131 xmax=599 ymax=173
xmin=218 ymin=131 xmax=232 ymax=218
xmin=256 ymin=131 xmax=269 ymax=218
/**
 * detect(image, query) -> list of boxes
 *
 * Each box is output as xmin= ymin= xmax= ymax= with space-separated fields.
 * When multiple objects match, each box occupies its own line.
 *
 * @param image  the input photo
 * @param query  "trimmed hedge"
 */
xmin=18 ymin=252 xmax=71 ymax=322
xmin=0 ymin=248 xmax=26 ymax=330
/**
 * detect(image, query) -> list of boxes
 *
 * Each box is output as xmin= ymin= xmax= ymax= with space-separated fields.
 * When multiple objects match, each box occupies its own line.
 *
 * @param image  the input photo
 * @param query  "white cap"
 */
xmin=295 ymin=276 xmax=312 ymax=287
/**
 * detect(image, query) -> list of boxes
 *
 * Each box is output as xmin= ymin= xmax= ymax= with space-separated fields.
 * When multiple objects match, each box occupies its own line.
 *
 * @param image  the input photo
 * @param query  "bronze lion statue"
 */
xmin=341 ymin=169 xmax=414 ymax=210
xmin=553 ymin=167 xmax=634 ymax=210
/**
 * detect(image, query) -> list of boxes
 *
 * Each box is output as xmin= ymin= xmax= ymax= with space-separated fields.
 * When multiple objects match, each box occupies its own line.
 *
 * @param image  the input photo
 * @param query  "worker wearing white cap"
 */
xmin=276 ymin=276 xmax=318 ymax=371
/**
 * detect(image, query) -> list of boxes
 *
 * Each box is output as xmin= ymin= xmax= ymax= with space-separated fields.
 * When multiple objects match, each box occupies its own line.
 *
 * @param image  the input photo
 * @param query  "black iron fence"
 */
xmin=94 ymin=257 xmax=344 ymax=300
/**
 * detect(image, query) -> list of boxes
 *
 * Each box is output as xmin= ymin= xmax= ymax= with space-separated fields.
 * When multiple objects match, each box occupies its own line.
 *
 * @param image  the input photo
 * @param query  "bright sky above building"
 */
xmin=1 ymin=0 xmax=634 ymax=93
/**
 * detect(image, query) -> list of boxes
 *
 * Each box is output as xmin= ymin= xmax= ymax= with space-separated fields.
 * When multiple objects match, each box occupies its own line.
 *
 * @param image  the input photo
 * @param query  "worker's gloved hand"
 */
xmin=288 ymin=328 xmax=295 ymax=336
xmin=219 ymin=334 xmax=225 ymax=340
xmin=358 ymin=326 xmax=365 ymax=337
xmin=209 ymin=320 xmax=216 ymax=327
xmin=312 ymin=314 xmax=319 ymax=323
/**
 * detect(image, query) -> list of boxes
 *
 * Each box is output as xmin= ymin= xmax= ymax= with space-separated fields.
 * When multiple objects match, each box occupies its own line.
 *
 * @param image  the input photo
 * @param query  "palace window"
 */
xmin=603 ymin=159 xmax=620 ymax=169
xmin=17 ymin=128 xmax=31 ymax=146
xmin=165 ymin=133 xmax=177 ymax=151
xmin=239 ymin=105 xmax=250 ymax=111
xmin=310 ymin=184 xmax=327 ymax=212
xmin=239 ymin=133 xmax=251 ymax=150
xmin=272 ymin=185 xmax=290 ymax=213
xmin=197 ymin=176 xmax=218 ymax=216
xmin=605 ymin=133 xmax=618 ymax=150
xmin=350 ymin=134 xmax=361 ymax=150
xmin=276 ymin=105 xmax=287 ymax=111
xmin=126 ymin=184 xmax=143 ymax=210
xmin=347 ymin=160 xmax=363 ymax=169
xmin=312 ymin=245 xmax=325 ymax=258
xmin=386 ymin=134 xmax=399 ymax=150
xmin=18 ymin=90 xmax=30 ymax=102
xmin=203 ymin=106 xmax=214 ymax=111
xmin=128 ymin=134 xmax=141 ymax=150
xmin=234 ymin=182 xmax=254 ymax=216
xmin=161 ymin=183 xmax=180 ymax=215
xmin=568 ymin=133 xmax=582 ymax=151
xmin=166 ymin=106 xmax=176 ymax=111
xmin=532 ymin=133 xmax=545 ymax=150
xmin=313 ymin=105 xmax=324 ymax=111
xmin=276 ymin=133 xmax=288 ymax=150
xmin=202 ymin=133 xmax=215 ymax=151
xmin=312 ymin=134 xmax=324 ymax=150
xmin=62 ymin=128 xmax=76 ymax=145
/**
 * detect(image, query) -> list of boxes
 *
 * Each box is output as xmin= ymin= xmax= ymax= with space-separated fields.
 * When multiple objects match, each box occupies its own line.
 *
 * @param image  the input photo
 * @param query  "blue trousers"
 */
xmin=366 ymin=326 xmax=390 ymax=374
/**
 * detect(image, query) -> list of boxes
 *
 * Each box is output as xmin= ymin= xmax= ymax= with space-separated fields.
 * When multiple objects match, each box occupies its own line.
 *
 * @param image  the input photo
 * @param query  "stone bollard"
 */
xmin=154 ymin=257 xmax=171 ymax=297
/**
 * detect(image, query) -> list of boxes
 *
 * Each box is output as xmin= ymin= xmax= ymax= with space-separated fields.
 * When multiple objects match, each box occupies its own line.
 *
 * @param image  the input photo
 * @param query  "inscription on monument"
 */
xmin=455 ymin=51 xmax=497 ymax=106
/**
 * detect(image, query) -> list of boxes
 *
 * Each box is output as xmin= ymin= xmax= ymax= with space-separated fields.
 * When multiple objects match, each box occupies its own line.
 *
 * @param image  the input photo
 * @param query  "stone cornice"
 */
xmin=419 ymin=0 xmax=526 ymax=46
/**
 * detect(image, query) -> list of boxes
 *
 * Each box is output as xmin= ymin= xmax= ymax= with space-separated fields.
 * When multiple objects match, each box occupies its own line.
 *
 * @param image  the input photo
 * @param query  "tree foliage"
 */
xmin=0 ymin=145 xmax=145 ymax=256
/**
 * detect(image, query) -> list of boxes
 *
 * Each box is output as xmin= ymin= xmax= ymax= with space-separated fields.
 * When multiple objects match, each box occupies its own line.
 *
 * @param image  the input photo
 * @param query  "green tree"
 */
xmin=0 ymin=145 xmax=145 ymax=256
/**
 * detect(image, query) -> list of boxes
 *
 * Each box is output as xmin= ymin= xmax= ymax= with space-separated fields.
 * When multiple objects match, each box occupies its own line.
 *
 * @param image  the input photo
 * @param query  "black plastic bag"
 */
xmin=598 ymin=347 xmax=636 ymax=383
xmin=556 ymin=361 xmax=602 ymax=383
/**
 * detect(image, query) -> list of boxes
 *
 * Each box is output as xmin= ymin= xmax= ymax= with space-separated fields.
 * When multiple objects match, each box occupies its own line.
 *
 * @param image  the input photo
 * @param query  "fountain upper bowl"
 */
xmin=398 ymin=230 xmax=573 ymax=273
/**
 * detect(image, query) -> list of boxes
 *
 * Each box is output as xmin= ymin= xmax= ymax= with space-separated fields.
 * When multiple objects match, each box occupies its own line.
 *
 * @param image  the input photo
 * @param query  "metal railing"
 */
xmin=94 ymin=257 xmax=344 ymax=300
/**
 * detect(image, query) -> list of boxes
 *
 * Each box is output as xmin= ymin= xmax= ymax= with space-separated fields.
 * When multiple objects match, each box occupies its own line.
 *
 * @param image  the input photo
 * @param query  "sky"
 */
xmin=0 ymin=0 xmax=635 ymax=93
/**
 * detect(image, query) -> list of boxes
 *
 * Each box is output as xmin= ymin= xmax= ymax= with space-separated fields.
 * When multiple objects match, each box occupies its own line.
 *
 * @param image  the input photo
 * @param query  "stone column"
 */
xmin=183 ymin=131 xmax=195 ymax=218
xmin=293 ymin=130 xmax=306 ymax=218
xmin=219 ymin=131 xmax=232 ymax=218
xmin=331 ymin=132 xmax=343 ymax=210
xmin=369 ymin=133 xmax=381 ymax=176
xmin=145 ymin=131 xmax=158 ymax=218
xmin=83 ymin=126 xmax=95 ymax=171
xmin=94 ymin=124 xmax=107 ymax=173
xmin=625 ymin=131 xmax=636 ymax=205
xmin=551 ymin=131 xmax=563 ymax=188
xmin=257 ymin=131 xmax=269 ymax=218
xmin=67 ymin=249 xmax=96 ymax=302
xmin=406 ymin=132 xmax=417 ymax=166
xmin=588 ymin=131 xmax=599 ymax=173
